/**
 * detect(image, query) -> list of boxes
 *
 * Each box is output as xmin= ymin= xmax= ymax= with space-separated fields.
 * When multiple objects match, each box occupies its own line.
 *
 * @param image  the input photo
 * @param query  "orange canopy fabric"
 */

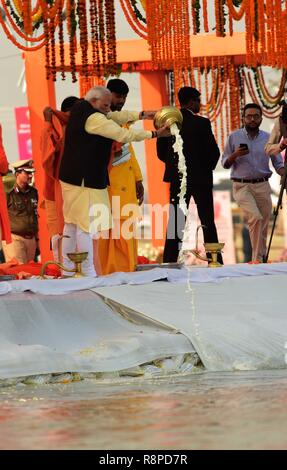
xmin=0 ymin=125 xmax=11 ymax=244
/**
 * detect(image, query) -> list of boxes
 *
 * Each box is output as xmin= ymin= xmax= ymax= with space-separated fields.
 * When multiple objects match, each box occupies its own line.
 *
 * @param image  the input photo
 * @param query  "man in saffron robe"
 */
xmin=40 ymin=96 xmax=78 ymax=261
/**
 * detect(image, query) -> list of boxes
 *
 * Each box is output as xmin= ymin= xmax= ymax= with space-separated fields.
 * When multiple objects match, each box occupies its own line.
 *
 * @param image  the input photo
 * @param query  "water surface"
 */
xmin=0 ymin=370 xmax=287 ymax=450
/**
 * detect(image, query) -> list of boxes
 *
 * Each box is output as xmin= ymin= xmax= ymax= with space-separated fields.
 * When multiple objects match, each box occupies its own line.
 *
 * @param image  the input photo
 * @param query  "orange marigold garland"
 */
xmin=77 ymin=0 xmax=89 ymax=78
xmin=90 ymin=0 xmax=100 ymax=77
xmin=119 ymin=0 xmax=147 ymax=39
xmin=105 ymin=0 xmax=117 ymax=75
xmin=66 ymin=0 xmax=77 ymax=82
xmin=98 ymin=0 xmax=106 ymax=73
xmin=49 ymin=14 xmax=57 ymax=81
xmin=202 ymin=0 xmax=209 ymax=32
xmin=22 ymin=0 xmax=32 ymax=35
xmin=40 ymin=0 xmax=51 ymax=79
xmin=57 ymin=0 xmax=65 ymax=80
xmin=146 ymin=0 xmax=191 ymax=93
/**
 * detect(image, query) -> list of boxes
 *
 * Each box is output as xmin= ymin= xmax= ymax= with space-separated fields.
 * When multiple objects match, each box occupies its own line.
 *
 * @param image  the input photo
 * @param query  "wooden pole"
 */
xmin=139 ymin=71 xmax=170 ymax=248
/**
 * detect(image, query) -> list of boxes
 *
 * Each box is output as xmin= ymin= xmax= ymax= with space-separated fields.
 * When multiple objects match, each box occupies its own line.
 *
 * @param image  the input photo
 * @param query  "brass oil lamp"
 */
xmin=188 ymin=225 xmax=224 ymax=268
xmin=40 ymin=251 xmax=88 ymax=278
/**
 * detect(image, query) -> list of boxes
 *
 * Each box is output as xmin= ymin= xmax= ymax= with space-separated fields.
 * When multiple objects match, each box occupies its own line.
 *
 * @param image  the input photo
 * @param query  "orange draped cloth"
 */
xmin=0 ymin=260 xmax=60 ymax=279
xmin=0 ymin=125 xmax=11 ymax=244
xmin=40 ymin=110 xmax=69 ymax=238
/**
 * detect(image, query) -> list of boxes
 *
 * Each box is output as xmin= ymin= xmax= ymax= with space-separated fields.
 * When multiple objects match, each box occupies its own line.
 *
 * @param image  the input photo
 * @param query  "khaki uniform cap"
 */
xmin=10 ymin=159 xmax=35 ymax=173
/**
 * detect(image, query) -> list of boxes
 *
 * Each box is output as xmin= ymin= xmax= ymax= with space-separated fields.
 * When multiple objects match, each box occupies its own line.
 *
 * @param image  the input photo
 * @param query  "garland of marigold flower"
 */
xmin=12 ymin=0 xmax=42 ymax=18
xmin=3 ymin=0 xmax=287 ymax=88
xmin=146 ymin=0 xmax=191 ymax=80
xmin=21 ymin=0 xmax=32 ymax=35
xmin=1 ymin=0 xmax=45 ymax=41
xmin=77 ymin=0 xmax=89 ymax=77
xmin=257 ymin=0 xmax=265 ymax=54
xmin=90 ymin=0 xmax=100 ymax=76
xmin=191 ymin=0 xmax=200 ymax=35
xmin=98 ymin=0 xmax=106 ymax=73
xmin=228 ymin=59 xmax=240 ymax=131
xmin=225 ymin=0 xmax=246 ymax=21
xmin=105 ymin=0 xmax=117 ymax=75
xmin=40 ymin=0 xmax=51 ymax=79
xmin=257 ymin=67 xmax=286 ymax=104
xmin=119 ymin=0 xmax=147 ymax=38
xmin=129 ymin=0 xmax=146 ymax=23
xmin=266 ymin=0 xmax=275 ymax=66
xmin=0 ymin=5 xmax=45 ymax=50
xmin=237 ymin=65 xmax=245 ymax=123
xmin=49 ymin=14 xmax=57 ymax=81
xmin=249 ymin=0 xmax=258 ymax=64
xmin=202 ymin=0 xmax=209 ymax=32
xmin=57 ymin=0 xmax=65 ymax=80
xmin=204 ymin=57 xmax=210 ymax=118
xmin=66 ymin=0 xmax=77 ymax=82
xmin=243 ymin=69 xmax=282 ymax=118
xmin=215 ymin=0 xmax=225 ymax=37
xmin=274 ymin=0 xmax=283 ymax=68
xmin=182 ymin=0 xmax=190 ymax=69
xmin=244 ymin=0 xmax=252 ymax=65
xmin=190 ymin=57 xmax=195 ymax=87
xmin=249 ymin=68 xmax=284 ymax=109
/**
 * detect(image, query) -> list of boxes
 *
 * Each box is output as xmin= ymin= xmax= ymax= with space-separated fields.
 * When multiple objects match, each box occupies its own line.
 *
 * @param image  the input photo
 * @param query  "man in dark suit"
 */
xmin=157 ymin=86 xmax=222 ymax=263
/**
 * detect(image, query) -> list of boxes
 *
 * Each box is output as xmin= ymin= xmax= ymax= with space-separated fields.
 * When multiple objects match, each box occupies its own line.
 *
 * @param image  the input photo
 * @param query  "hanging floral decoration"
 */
xmin=0 ymin=0 xmax=117 ymax=81
xmin=168 ymin=59 xmax=286 ymax=152
xmin=119 ymin=0 xmax=147 ymax=39
xmin=144 ymin=0 xmax=192 ymax=100
xmin=79 ymin=73 xmax=105 ymax=97
xmin=120 ymin=1 xmax=287 ymax=80
xmin=1 ymin=0 xmax=287 ymax=93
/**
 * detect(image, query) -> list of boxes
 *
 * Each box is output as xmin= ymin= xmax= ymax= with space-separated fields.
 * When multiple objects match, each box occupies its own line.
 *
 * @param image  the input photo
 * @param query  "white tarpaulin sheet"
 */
xmin=94 ymin=275 xmax=287 ymax=371
xmin=1 ymin=263 xmax=287 ymax=377
xmin=2 ymin=262 xmax=287 ymax=296
xmin=0 ymin=290 xmax=193 ymax=379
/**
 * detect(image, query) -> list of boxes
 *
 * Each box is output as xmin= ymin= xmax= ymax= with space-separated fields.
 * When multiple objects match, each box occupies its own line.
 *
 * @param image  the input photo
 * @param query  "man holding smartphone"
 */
xmin=222 ymin=103 xmax=284 ymax=262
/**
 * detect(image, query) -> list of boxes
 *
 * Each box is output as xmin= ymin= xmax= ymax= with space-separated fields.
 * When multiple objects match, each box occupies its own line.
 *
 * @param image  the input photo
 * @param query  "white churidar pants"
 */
xmin=62 ymin=223 xmax=97 ymax=277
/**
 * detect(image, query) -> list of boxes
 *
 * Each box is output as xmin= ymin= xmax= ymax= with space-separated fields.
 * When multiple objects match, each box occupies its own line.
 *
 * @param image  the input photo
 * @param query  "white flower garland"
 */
xmin=170 ymin=123 xmax=187 ymax=215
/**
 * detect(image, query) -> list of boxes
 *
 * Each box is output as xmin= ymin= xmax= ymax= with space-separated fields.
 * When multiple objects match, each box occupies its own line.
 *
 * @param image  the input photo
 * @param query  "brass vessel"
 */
xmin=189 ymin=225 xmax=224 ymax=268
xmin=154 ymin=106 xmax=183 ymax=130
xmin=40 ymin=251 xmax=88 ymax=278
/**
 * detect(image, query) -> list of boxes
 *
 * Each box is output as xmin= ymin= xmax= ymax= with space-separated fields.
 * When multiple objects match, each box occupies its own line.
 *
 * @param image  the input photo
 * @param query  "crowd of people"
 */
xmin=0 ymin=80 xmax=286 ymax=278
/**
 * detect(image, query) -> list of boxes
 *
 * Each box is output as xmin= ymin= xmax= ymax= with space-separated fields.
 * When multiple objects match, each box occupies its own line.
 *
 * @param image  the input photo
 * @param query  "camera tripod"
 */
xmin=264 ymin=156 xmax=287 ymax=263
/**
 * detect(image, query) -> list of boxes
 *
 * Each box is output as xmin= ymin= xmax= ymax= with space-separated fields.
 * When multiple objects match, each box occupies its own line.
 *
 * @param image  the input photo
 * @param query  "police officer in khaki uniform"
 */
xmin=2 ymin=159 xmax=39 ymax=264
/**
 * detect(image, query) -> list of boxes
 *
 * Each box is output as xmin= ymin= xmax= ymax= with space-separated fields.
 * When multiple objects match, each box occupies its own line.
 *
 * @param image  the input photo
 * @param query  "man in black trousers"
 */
xmin=157 ymin=86 xmax=222 ymax=264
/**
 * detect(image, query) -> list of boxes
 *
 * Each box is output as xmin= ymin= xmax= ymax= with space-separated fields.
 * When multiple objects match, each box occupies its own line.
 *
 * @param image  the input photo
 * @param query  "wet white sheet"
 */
xmin=94 ymin=275 xmax=287 ymax=371
xmin=0 ymin=290 xmax=193 ymax=379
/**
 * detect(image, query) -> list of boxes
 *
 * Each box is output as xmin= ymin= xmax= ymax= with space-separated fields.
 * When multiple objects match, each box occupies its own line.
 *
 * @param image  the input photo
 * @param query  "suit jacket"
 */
xmin=157 ymin=108 xmax=220 ymax=191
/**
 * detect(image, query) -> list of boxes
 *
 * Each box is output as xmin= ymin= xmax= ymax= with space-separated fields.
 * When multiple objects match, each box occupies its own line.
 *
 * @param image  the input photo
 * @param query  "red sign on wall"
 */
xmin=14 ymin=107 xmax=32 ymax=161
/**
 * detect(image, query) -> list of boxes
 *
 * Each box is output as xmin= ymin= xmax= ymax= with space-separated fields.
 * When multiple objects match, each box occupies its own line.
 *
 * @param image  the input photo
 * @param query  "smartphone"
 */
xmin=239 ymin=143 xmax=248 ymax=150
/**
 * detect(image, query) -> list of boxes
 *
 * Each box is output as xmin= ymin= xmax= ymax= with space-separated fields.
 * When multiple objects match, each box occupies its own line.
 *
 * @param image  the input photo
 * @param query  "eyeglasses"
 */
xmin=244 ymin=114 xmax=261 ymax=120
